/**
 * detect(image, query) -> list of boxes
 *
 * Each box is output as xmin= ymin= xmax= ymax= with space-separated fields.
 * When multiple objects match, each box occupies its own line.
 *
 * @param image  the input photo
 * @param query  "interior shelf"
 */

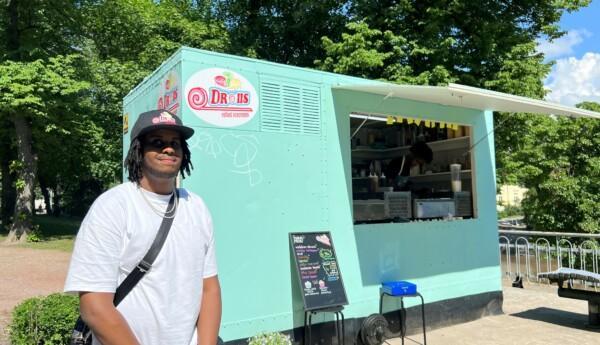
xmin=351 ymin=136 xmax=471 ymax=160
xmin=409 ymin=170 xmax=472 ymax=182
xmin=353 ymin=170 xmax=471 ymax=182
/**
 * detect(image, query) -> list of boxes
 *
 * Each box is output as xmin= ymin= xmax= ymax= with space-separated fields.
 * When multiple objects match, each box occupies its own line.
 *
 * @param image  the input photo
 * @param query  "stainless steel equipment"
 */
xmin=353 ymin=200 xmax=386 ymax=221
xmin=353 ymin=192 xmax=412 ymax=221
xmin=413 ymin=198 xmax=455 ymax=219
xmin=384 ymin=192 xmax=412 ymax=219
xmin=453 ymin=191 xmax=473 ymax=217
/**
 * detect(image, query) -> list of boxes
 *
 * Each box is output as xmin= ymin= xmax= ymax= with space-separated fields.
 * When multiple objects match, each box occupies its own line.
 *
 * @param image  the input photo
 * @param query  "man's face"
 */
xmin=141 ymin=129 xmax=183 ymax=180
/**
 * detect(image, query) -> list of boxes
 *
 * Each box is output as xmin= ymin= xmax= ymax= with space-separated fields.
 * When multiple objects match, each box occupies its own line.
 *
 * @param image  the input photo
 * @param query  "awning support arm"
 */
xmin=351 ymin=117 xmax=369 ymax=139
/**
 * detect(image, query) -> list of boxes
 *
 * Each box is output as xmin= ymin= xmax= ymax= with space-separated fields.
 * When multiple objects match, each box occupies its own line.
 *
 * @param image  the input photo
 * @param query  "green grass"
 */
xmin=1 ymin=215 xmax=81 ymax=252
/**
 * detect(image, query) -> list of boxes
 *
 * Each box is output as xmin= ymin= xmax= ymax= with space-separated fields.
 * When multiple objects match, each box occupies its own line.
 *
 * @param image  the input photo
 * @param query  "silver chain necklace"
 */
xmin=138 ymin=186 xmax=178 ymax=219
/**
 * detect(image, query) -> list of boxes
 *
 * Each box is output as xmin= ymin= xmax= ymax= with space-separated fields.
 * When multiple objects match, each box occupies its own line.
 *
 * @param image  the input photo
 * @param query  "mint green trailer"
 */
xmin=123 ymin=47 xmax=505 ymax=344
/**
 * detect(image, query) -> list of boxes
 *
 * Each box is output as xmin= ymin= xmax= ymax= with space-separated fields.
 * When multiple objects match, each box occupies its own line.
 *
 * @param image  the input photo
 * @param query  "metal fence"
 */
xmin=498 ymin=229 xmax=600 ymax=290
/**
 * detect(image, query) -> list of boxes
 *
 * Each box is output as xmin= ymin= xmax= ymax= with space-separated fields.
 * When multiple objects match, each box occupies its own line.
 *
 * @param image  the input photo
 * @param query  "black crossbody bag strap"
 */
xmin=113 ymin=189 xmax=178 ymax=305
xmin=71 ymin=190 xmax=178 ymax=345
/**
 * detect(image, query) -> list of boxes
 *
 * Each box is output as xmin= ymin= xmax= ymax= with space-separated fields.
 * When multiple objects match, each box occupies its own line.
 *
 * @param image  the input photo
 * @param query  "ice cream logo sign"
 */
xmin=158 ymin=70 xmax=180 ymax=114
xmin=152 ymin=111 xmax=177 ymax=124
xmin=185 ymin=68 xmax=258 ymax=127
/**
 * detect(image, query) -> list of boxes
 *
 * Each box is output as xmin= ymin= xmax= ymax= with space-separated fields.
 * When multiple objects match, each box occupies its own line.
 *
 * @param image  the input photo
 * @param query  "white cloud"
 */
xmin=537 ymin=29 xmax=591 ymax=60
xmin=545 ymin=52 xmax=600 ymax=106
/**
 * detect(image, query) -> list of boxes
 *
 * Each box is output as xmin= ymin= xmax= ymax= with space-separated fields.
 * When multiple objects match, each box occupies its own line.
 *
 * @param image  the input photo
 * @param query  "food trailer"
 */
xmin=122 ymin=47 xmax=600 ymax=344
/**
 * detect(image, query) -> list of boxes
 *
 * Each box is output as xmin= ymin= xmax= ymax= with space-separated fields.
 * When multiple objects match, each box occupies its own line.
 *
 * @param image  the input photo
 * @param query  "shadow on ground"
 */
xmin=511 ymin=307 xmax=600 ymax=332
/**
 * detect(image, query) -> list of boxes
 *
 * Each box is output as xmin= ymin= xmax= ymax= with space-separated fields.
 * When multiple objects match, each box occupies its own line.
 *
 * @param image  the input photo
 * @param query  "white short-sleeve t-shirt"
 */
xmin=64 ymin=182 xmax=217 ymax=345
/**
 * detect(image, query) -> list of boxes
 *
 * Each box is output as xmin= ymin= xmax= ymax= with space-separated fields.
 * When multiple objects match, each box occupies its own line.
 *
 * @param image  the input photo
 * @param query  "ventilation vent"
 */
xmin=260 ymin=80 xmax=321 ymax=135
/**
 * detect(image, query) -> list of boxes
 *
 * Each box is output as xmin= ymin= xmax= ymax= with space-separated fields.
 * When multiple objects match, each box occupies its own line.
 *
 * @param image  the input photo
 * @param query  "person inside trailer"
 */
xmin=385 ymin=141 xmax=433 ymax=191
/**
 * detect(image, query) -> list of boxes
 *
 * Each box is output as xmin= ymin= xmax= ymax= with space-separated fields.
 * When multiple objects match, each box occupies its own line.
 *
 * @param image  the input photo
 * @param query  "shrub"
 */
xmin=26 ymin=225 xmax=43 ymax=243
xmin=248 ymin=332 xmax=292 ymax=345
xmin=9 ymin=293 xmax=79 ymax=345
xmin=498 ymin=205 xmax=523 ymax=220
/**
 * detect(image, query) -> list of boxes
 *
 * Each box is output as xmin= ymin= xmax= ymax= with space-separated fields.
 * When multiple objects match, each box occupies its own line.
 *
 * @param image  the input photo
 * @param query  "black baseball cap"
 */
xmin=130 ymin=109 xmax=194 ymax=142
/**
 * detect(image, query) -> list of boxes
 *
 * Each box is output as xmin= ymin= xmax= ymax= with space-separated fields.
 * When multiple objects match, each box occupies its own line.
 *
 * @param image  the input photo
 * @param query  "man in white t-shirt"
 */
xmin=64 ymin=109 xmax=221 ymax=345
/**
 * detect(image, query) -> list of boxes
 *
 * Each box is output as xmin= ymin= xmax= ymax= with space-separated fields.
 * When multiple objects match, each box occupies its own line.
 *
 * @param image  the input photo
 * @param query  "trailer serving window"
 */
xmin=349 ymin=113 xmax=476 ymax=224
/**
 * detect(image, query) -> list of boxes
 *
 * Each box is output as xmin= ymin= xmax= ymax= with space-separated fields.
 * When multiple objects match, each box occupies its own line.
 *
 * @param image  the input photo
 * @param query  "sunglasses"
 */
xmin=144 ymin=138 xmax=182 ymax=150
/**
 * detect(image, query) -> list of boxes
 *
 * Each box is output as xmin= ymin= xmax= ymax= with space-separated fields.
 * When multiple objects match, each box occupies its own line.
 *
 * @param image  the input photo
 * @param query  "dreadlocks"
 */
xmin=124 ymin=136 xmax=194 ymax=183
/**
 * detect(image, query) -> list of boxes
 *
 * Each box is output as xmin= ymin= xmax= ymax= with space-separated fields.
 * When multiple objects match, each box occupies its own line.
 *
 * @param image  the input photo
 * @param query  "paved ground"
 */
xmin=0 ymin=245 xmax=598 ymax=344
xmin=0 ymin=246 xmax=71 ymax=345
xmin=387 ymin=282 xmax=599 ymax=345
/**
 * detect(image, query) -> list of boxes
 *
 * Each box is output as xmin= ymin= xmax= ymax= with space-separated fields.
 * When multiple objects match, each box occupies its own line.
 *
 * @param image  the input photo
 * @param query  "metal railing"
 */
xmin=498 ymin=229 xmax=600 ymax=290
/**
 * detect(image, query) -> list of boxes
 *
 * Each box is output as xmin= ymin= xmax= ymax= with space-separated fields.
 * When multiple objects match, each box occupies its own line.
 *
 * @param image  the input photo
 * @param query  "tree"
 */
xmin=56 ymin=57 xmax=148 ymax=216
xmin=0 ymin=116 xmax=16 ymax=228
xmin=0 ymin=56 xmax=90 ymax=241
xmin=483 ymin=42 xmax=553 ymax=186
xmin=0 ymin=0 xmax=87 ymax=241
xmin=347 ymin=0 xmax=590 ymax=87
xmin=83 ymin=0 xmax=229 ymax=70
xmin=0 ymin=0 xmax=84 ymax=61
xmin=316 ymin=21 xmax=456 ymax=85
xmin=214 ymin=0 xmax=349 ymax=66
xmin=513 ymin=102 xmax=599 ymax=233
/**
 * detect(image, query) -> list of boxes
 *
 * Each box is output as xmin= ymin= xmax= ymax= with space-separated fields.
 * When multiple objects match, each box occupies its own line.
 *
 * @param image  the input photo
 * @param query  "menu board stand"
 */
xmin=289 ymin=232 xmax=348 ymax=345
xmin=304 ymin=306 xmax=345 ymax=345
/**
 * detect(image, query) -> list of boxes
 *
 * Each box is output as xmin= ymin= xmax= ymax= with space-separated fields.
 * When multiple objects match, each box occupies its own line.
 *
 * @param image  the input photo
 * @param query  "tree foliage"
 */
xmin=0 ymin=0 xmax=86 ymax=63
xmin=517 ymin=103 xmax=600 ymax=233
xmin=0 ymin=55 xmax=90 ymax=239
xmin=214 ymin=0 xmax=349 ymax=66
xmin=83 ymin=0 xmax=229 ymax=69
xmin=317 ymin=21 xmax=456 ymax=85
xmin=0 ymin=0 xmax=597 ymax=236
xmin=0 ymin=0 xmax=90 ymax=240
xmin=346 ymin=0 xmax=590 ymax=87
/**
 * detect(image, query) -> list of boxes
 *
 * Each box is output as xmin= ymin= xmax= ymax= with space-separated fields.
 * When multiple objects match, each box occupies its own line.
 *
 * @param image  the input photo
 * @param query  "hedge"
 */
xmin=9 ymin=293 xmax=79 ymax=345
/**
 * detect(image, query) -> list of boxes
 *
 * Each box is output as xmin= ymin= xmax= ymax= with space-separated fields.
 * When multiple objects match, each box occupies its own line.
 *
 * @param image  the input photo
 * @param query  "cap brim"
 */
xmin=137 ymin=125 xmax=195 ymax=140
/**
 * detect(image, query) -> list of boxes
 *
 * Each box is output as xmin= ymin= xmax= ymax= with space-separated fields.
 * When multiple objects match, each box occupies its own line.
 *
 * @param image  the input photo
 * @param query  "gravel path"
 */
xmin=0 ymin=245 xmax=71 ymax=345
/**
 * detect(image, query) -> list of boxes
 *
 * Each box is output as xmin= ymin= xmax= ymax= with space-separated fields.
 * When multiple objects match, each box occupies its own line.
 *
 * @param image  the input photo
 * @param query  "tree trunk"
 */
xmin=52 ymin=186 xmax=61 ymax=217
xmin=1 ymin=154 xmax=17 ymax=231
xmin=6 ymin=0 xmax=21 ymax=59
xmin=6 ymin=115 xmax=37 ymax=242
xmin=38 ymin=177 xmax=52 ymax=215
xmin=31 ymin=186 xmax=35 ymax=215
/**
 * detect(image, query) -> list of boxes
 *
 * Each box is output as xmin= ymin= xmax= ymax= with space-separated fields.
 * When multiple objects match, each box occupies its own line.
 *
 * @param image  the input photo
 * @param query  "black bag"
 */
xmin=70 ymin=318 xmax=92 ymax=345
xmin=69 ymin=191 xmax=177 ymax=345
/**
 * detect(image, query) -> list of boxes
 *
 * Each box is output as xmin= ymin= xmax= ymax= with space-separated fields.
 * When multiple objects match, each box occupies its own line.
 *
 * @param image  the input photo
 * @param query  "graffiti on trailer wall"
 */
xmin=189 ymin=132 xmax=263 ymax=186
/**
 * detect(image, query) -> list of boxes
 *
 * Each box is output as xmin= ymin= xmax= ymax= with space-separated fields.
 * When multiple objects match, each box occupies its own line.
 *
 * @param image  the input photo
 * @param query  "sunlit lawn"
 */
xmin=0 ymin=215 xmax=80 ymax=252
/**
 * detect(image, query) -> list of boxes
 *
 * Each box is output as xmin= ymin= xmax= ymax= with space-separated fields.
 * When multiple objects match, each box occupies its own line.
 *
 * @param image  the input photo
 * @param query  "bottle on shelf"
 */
xmin=369 ymin=172 xmax=379 ymax=192
xmin=450 ymin=163 xmax=462 ymax=192
xmin=380 ymin=173 xmax=387 ymax=188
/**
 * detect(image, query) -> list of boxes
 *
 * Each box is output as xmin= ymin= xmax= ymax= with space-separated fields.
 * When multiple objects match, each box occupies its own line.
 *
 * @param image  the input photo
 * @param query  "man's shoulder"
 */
xmin=177 ymin=188 xmax=209 ymax=209
xmin=178 ymin=187 xmax=201 ymax=202
xmin=96 ymin=182 xmax=134 ymax=200
xmin=90 ymin=182 xmax=135 ymax=210
xmin=80 ymin=183 xmax=134 ymax=228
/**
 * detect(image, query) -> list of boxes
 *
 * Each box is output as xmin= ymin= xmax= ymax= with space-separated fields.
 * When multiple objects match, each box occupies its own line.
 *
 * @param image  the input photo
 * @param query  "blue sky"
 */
xmin=539 ymin=1 xmax=600 ymax=106
xmin=558 ymin=1 xmax=600 ymax=58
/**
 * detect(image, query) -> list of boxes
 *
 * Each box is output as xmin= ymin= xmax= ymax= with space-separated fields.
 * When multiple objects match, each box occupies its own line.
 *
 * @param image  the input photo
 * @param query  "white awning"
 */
xmin=333 ymin=83 xmax=600 ymax=119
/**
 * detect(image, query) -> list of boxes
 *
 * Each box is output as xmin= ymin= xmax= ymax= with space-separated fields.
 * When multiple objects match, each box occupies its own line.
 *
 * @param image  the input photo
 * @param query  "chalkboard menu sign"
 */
xmin=289 ymin=232 xmax=348 ymax=311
